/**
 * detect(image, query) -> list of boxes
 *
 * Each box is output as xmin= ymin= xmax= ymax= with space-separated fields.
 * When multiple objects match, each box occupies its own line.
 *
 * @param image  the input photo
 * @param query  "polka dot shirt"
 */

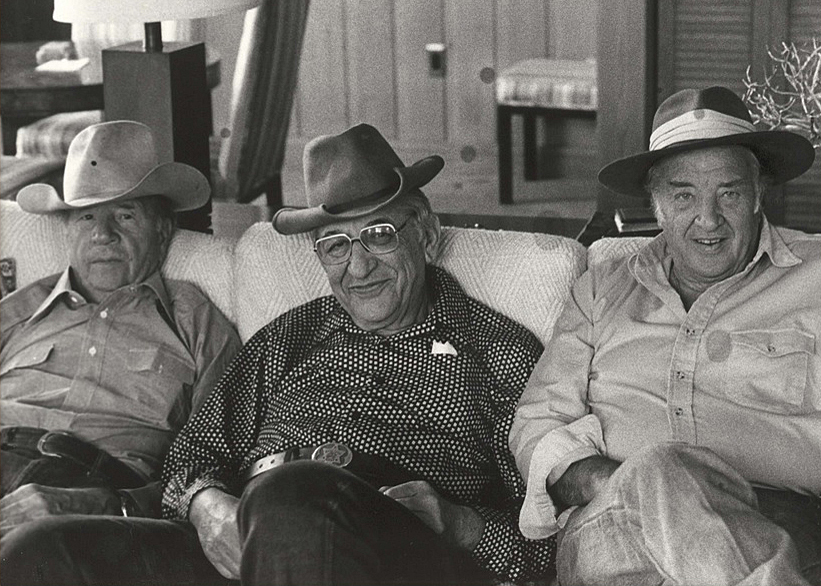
xmin=162 ymin=267 xmax=556 ymax=583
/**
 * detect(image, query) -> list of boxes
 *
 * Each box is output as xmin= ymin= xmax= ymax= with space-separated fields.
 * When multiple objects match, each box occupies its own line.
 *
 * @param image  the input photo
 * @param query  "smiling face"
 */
xmin=67 ymin=196 xmax=173 ymax=303
xmin=649 ymin=145 xmax=763 ymax=291
xmin=315 ymin=198 xmax=440 ymax=336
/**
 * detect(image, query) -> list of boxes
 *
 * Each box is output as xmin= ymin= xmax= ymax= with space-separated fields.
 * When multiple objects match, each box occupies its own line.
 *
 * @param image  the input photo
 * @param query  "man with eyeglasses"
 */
xmin=4 ymin=124 xmax=556 ymax=586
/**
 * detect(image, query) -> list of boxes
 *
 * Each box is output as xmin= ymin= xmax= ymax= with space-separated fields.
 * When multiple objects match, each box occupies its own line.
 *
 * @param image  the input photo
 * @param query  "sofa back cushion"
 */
xmin=587 ymin=236 xmax=652 ymax=267
xmin=233 ymin=223 xmax=587 ymax=345
xmin=0 ymin=200 xmax=237 ymax=322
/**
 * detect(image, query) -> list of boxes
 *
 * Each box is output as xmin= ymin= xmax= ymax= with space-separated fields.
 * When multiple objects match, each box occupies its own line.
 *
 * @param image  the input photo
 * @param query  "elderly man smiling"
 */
xmin=0 ymin=121 xmax=240 ymax=526
xmin=3 ymin=124 xmax=556 ymax=586
xmin=510 ymin=86 xmax=821 ymax=585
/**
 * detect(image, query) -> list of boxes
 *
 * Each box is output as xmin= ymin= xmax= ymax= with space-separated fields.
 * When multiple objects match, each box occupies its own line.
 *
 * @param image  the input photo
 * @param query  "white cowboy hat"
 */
xmin=17 ymin=120 xmax=210 ymax=214
xmin=598 ymin=86 xmax=815 ymax=197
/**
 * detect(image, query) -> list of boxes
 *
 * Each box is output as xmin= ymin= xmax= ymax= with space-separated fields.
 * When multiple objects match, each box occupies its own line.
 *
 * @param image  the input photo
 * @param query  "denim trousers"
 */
xmin=557 ymin=443 xmax=821 ymax=586
xmin=0 ymin=461 xmax=491 ymax=586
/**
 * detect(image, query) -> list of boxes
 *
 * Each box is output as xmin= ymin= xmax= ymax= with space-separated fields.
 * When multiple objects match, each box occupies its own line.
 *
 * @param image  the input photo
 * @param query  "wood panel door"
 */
xmin=285 ymin=0 xmax=598 ymax=213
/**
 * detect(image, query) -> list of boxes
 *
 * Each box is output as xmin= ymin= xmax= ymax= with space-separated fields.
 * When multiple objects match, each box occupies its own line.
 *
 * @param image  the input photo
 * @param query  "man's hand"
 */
xmin=549 ymin=455 xmax=620 ymax=508
xmin=0 ymin=484 xmax=120 ymax=536
xmin=380 ymin=480 xmax=485 ymax=551
xmin=188 ymin=488 xmax=241 ymax=580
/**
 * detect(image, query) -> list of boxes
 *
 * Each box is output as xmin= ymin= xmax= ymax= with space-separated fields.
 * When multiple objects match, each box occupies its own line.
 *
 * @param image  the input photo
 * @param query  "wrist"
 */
xmin=116 ymin=490 xmax=139 ymax=517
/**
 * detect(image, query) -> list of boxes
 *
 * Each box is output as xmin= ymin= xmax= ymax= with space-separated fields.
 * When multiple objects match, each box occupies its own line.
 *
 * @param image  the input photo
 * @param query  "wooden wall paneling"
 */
xmin=547 ymin=0 xmax=599 ymax=60
xmin=345 ymin=0 xmax=397 ymax=138
xmin=394 ymin=0 xmax=446 ymax=144
xmin=496 ymin=0 xmax=548 ymax=70
xmin=596 ymin=0 xmax=657 ymax=211
xmin=444 ymin=0 xmax=497 ymax=145
xmin=294 ymin=0 xmax=349 ymax=138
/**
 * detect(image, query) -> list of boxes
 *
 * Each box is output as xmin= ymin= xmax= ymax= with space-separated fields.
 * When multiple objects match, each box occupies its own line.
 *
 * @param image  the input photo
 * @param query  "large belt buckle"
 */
xmin=311 ymin=442 xmax=353 ymax=468
xmin=36 ymin=430 xmax=73 ymax=458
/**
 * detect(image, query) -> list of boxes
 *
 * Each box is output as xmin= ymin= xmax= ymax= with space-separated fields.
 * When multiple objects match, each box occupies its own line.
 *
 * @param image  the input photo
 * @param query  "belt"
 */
xmin=0 ymin=427 xmax=147 ymax=489
xmin=243 ymin=442 xmax=415 ymax=488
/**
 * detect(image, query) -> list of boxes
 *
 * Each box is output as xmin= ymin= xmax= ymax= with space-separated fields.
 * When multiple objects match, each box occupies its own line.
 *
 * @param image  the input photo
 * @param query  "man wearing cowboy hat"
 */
xmin=2 ymin=123 xmax=556 ymax=585
xmin=0 ymin=121 xmax=240 ymax=530
xmin=510 ymin=86 xmax=821 ymax=584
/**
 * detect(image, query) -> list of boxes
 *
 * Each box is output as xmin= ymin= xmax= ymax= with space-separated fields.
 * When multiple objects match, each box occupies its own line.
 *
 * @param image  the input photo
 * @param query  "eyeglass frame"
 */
xmin=313 ymin=219 xmax=411 ymax=265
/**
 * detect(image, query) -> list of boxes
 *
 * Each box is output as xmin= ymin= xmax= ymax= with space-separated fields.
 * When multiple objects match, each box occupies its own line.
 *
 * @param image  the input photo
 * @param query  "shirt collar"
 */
xmin=26 ymin=268 xmax=172 ymax=324
xmin=631 ymin=214 xmax=802 ymax=286
xmin=316 ymin=266 xmax=473 ymax=348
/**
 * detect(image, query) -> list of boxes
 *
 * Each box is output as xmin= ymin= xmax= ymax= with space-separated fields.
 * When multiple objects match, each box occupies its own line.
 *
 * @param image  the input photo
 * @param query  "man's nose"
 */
xmin=346 ymin=240 xmax=375 ymax=276
xmin=90 ymin=218 xmax=118 ymax=243
xmin=695 ymin=197 xmax=722 ymax=229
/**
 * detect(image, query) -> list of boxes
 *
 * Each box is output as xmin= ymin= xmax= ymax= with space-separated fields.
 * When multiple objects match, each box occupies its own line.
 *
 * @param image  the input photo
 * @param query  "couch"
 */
xmin=0 ymin=198 xmax=648 ymax=583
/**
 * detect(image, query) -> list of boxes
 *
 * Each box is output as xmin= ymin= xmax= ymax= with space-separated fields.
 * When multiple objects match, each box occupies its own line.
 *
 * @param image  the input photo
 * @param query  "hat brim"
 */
xmin=17 ymin=161 xmax=210 ymax=214
xmin=598 ymin=130 xmax=815 ymax=198
xmin=273 ymin=155 xmax=445 ymax=235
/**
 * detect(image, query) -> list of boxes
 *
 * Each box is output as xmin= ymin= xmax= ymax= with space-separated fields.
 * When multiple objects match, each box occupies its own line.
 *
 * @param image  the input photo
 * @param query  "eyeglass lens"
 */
xmin=315 ymin=223 xmax=399 ymax=263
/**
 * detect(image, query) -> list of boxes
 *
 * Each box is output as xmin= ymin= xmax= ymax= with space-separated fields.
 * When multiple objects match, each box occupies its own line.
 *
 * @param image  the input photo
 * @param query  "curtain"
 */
xmin=218 ymin=0 xmax=310 ymax=204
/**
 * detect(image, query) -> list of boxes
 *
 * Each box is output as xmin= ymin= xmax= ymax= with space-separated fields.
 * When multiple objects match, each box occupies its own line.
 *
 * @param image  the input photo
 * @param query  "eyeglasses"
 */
xmin=314 ymin=220 xmax=409 ymax=265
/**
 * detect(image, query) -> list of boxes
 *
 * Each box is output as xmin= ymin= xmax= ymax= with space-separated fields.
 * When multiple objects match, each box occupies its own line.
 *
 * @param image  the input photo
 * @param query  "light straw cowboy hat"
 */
xmin=598 ymin=86 xmax=815 ymax=198
xmin=273 ymin=123 xmax=444 ymax=235
xmin=17 ymin=120 xmax=210 ymax=214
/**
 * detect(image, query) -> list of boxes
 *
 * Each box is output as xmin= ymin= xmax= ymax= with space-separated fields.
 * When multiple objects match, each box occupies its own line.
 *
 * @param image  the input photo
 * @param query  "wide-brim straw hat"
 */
xmin=17 ymin=120 xmax=210 ymax=214
xmin=273 ymin=123 xmax=444 ymax=235
xmin=598 ymin=86 xmax=815 ymax=198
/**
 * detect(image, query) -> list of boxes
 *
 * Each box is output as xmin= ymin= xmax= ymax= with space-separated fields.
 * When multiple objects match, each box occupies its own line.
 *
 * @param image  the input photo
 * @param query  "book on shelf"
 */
xmin=614 ymin=207 xmax=660 ymax=234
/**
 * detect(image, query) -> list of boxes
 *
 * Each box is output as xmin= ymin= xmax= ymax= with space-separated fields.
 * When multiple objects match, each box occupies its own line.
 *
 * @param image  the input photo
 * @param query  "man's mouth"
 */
xmin=349 ymin=280 xmax=388 ymax=296
xmin=692 ymin=237 xmax=725 ymax=248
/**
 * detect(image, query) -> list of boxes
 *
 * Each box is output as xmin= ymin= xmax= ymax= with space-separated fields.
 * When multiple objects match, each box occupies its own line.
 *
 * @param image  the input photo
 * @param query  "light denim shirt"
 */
xmin=1 ymin=268 xmax=241 ymax=481
xmin=510 ymin=217 xmax=821 ymax=539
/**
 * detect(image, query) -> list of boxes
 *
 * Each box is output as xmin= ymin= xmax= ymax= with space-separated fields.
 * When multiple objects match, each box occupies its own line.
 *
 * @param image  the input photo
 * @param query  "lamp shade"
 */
xmin=54 ymin=0 xmax=263 ymax=23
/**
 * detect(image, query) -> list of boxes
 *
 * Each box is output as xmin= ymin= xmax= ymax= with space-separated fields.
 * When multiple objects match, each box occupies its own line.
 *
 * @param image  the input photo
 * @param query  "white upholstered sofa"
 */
xmin=0 ymin=198 xmax=647 ymax=584
xmin=1 ymin=199 xmax=630 ymax=348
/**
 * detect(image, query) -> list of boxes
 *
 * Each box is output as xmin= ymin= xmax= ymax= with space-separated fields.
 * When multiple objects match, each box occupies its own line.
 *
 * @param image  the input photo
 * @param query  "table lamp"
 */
xmin=52 ymin=0 xmax=262 ymax=232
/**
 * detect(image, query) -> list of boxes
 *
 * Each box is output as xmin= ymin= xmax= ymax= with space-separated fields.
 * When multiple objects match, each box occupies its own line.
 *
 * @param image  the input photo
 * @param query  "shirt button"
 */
xmin=685 ymin=328 xmax=695 ymax=337
xmin=88 ymin=346 xmax=97 ymax=357
xmin=99 ymin=310 xmax=108 ymax=319
xmin=767 ymin=345 xmax=776 ymax=353
xmin=373 ymin=375 xmax=384 ymax=386
xmin=350 ymin=411 xmax=361 ymax=421
xmin=676 ymin=371 xmax=685 ymax=380
xmin=674 ymin=407 xmax=684 ymax=416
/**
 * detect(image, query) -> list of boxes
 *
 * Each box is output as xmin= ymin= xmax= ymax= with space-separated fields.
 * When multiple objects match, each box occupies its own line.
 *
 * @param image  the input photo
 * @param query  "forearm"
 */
xmin=548 ymin=455 xmax=620 ymax=508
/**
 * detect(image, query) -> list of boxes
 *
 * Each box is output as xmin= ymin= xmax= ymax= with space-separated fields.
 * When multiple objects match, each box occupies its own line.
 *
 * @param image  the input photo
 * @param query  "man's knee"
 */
xmin=608 ymin=443 xmax=756 ymax=508
xmin=1 ymin=518 xmax=80 ymax=585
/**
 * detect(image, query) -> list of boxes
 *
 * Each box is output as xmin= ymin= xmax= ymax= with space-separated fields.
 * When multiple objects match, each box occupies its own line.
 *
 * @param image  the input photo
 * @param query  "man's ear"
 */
xmin=422 ymin=215 xmax=441 ymax=264
xmin=156 ymin=215 xmax=175 ymax=257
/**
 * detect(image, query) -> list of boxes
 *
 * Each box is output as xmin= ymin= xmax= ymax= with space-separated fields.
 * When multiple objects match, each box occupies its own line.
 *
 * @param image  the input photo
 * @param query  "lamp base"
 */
xmin=103 ymin=41 xmax=212 ymax=233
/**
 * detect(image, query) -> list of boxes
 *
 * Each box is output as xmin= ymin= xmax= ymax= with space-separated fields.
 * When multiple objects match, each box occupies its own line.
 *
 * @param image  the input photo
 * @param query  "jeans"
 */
xmin=557 ymin=443 xmax=820 ymax=586
xmin=1 ymin=461 xmax=491 ymax=586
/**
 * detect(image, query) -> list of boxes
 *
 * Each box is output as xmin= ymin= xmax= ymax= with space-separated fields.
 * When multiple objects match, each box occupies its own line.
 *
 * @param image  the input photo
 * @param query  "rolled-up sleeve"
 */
xmin=509 ymin=270 xmax=605 ymax=538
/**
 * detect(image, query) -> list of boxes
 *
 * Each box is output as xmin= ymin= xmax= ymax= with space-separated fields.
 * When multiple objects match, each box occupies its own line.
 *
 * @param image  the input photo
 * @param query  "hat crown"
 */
xmin=303 ymin=123 xmax=404 ymax=209
xmin=652 ymin=86 xmax=753 ymax=132
xmin=63 ymin=121 xmax=161 ymax=203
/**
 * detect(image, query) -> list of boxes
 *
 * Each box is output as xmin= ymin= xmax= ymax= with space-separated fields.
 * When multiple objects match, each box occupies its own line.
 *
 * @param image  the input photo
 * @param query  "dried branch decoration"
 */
xmin=743 ymin=39 xmax=821 ymax=149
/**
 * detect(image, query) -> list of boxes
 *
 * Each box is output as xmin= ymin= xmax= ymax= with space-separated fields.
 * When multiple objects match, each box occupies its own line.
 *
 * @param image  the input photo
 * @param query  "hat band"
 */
xmin=649 ymin=109 xmax=755 ymax=151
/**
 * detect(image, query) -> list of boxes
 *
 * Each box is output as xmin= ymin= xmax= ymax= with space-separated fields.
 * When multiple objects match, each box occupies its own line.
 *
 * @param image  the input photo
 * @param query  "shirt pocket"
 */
xmin=724 ymin=329 xmax=815 ymax=414
xmin=0 ymin=342 xmax=54 ymax=376
xmin=126 ymin=347 xmax=196 ymax=426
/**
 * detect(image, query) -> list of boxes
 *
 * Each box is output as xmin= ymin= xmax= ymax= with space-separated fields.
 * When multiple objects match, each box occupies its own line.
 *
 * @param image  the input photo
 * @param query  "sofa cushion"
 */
xmin=233 ymin=222 xmax=587 ymax=344
xmin=0 ymin=200 xmax=237 ymax=322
